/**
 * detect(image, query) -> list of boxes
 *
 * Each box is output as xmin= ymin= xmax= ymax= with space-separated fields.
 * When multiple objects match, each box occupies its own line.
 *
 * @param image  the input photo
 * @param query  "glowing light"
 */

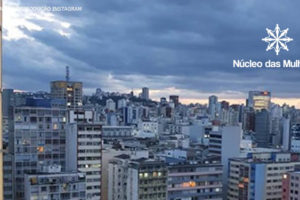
xmin=37 ymin=146 xmax=44 ymax=152
xmin=182 ymin=181 xmax=196 ymax=188
xmin=144 ymin=173 xmax=148 ymax=178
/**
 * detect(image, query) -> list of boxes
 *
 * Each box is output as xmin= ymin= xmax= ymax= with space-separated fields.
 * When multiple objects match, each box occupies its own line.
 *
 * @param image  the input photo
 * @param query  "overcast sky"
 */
xmin=3 ymin=0 xmax=300 ymax=106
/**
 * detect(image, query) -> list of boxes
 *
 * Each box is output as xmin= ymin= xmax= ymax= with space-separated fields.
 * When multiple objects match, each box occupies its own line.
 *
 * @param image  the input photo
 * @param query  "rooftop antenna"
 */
xmin=66 ymin=66 xmax=70 ymax=82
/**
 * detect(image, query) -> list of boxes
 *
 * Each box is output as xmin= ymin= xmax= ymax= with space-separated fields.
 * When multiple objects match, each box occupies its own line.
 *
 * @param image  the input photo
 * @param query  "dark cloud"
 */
xmin=4 ymin=0 xmax=300 ymax=100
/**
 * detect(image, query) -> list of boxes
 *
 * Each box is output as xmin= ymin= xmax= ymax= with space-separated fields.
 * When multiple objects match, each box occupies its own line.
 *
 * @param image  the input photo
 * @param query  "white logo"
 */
xmin=262 ymin=24 xmax=293 ymax=55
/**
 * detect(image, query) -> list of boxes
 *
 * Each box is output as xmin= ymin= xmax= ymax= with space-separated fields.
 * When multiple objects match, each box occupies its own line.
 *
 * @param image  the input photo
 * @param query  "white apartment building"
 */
xmin=228 ymin=152 xmax=300 ymax=200
xmin=66 ymin=123 xmax=102 ymax=200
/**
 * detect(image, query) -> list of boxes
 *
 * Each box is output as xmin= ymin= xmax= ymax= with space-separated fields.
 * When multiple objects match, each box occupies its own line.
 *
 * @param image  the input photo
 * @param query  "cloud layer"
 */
xmin=3 ymin=0 xmax=300 ymax=105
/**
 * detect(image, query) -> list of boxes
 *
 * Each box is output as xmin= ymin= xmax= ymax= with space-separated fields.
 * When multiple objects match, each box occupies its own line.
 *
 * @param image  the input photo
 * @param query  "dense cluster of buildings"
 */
xmin=2 ymin=71 xmax=300 ymax=200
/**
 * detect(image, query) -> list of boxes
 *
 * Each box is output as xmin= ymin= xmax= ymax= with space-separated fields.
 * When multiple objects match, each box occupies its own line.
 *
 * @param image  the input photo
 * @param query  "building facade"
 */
xmin=141 ymin=87 xmax=149 ymax=100
xmin=13 ymin=105 xmax=67 ymax=199
xmin=108 ymin=158 xmax=168 ymax=200
xmin=24 ymin=171 xmax=86 ymax=200
xmin=228 ymin=152 xmax=300 ymax=200
xmin=102 ymin=126 xmax=133 ymax=139
xmin=254 ymin=109 xmax=271 ymax=147
xmin=50 ymin=81 xmax=83 ymax=108
xmin=248 ymin=91 xmax=271 ymax=111
xmin=66 ymin=123 xmax=102 ymax=200
xmin=167 ymin=164 xmax=223 ymax=200
xmin=282 ymin=171 xmax=300 ymax=200
xmin=169 ymin=95 xmax=179 ymax=107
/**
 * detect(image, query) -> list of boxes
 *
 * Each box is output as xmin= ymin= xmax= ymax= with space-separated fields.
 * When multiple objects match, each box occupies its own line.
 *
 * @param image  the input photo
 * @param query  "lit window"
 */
xmin=17 ymin=116 xmax=22 ymax=121
xmin=182 ymin=181 xmax=196 ymax=188
xmin=243 ymin=178 xmax=249 ymax=182
xmin=30 ymin=177 xmax=37 ymax=185
xmin=53 ymin=123 xmax=58 ymax=130
xmin=37 ymin=146 xmax=44 ymax=153
xmin=189 ymin=181 xmax=196 ymax=187
xmin=182 ymin=182 xmax=189 ymax=187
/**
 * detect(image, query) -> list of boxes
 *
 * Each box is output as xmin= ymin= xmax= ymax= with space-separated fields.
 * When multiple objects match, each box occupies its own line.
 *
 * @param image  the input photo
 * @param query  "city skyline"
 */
xmin=8 ymin=86 xmax=300 ymax=109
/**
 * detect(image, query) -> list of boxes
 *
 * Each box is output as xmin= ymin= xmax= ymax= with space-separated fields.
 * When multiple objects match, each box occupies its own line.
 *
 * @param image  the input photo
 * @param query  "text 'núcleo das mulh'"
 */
xmin=233 ymin=59 xmax=300 ymax=68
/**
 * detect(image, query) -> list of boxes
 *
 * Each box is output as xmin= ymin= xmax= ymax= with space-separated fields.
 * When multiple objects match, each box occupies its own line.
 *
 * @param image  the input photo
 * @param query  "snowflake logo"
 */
xmin=262 ymin=24 xmax=293 ymax=55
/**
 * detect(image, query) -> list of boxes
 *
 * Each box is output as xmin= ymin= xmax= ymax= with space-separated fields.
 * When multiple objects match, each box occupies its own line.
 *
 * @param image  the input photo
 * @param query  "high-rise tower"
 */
xmin=50 ymin=67 xmax=83 ymax=108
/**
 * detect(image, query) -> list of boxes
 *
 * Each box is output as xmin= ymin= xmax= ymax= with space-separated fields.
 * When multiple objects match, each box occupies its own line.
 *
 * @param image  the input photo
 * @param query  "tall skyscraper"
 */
xmin=248 ymin=91 xmax=271 ymax=111
xmin=242 ymin=107 xmax=255 ymax=132
xmin=169 ymin=95 xmax=179 ymax=107
xmin=208 ymin=125 xmax=242 ymax=195
xmin=13 ymin=102 xmax=67 ymax=199
xmin=254 ymin=109 xmax=271 ymax=147
xmin=141 ymin=87 xmax=149 ymax=100
xmin=66 ymin=123 xmax=102 ymax=200
xmin=2 ymin=90 xmax=43 ymax=200
xmin=50 ymin=81 xmax=83 ymax=109
xmin=282 ymin=117 xmax=290 ymax=151
xmin=2 ymin=89 xmax=16 ymax=200
xmin=208 ymin=95 xmax=219 ymax=120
